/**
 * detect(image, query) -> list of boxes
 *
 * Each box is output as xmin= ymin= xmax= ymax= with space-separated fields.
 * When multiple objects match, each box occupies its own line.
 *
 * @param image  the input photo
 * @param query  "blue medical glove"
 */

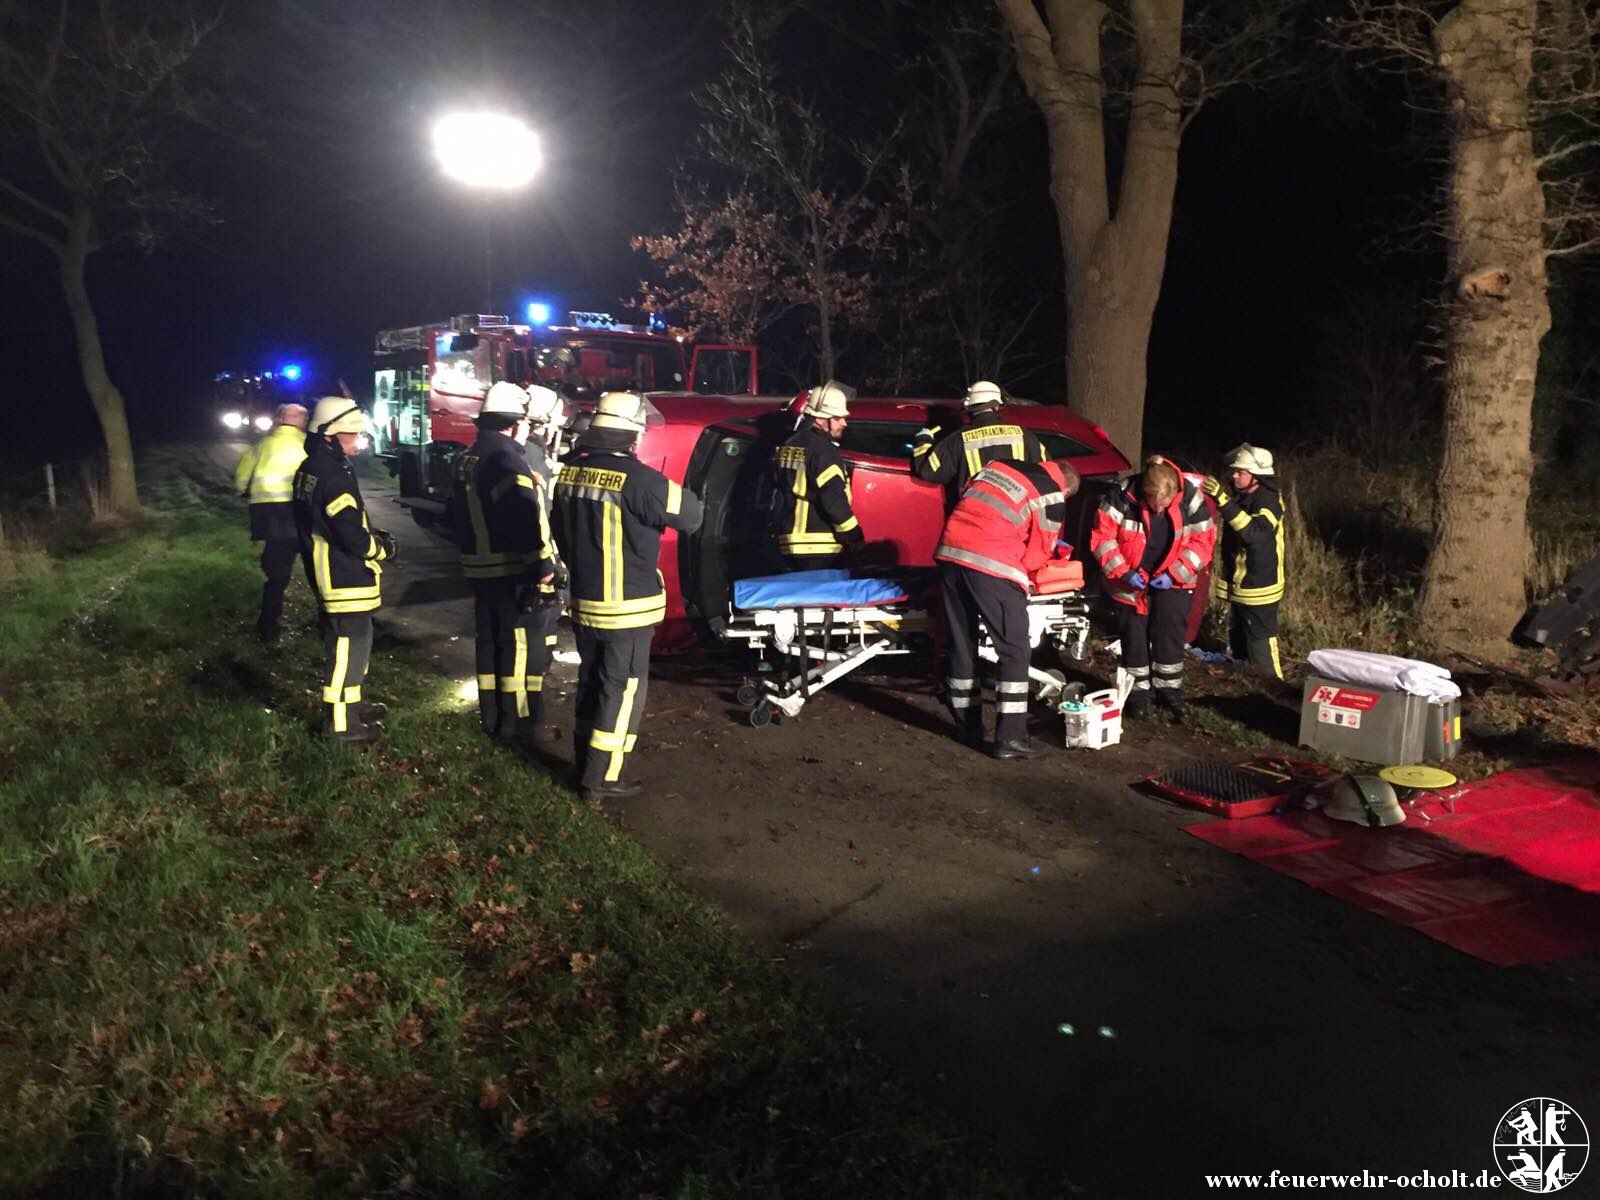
xmin=1150 ymin=572 xmax=1175 ymax=590
xmin=1127 ymin=569 xmax=1148 ymax=590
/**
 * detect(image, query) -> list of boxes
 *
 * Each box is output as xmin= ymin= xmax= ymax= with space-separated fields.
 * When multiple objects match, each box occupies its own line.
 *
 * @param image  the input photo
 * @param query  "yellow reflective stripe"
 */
xmin=569 ymin=606 xmax=665 ymax=630
xmin=927 ymin=450 xmax=941 ymax=473
xmin=965 ymin=445 xmax=981 ymax=478
xmin=666 ymin=479 xmax=683 ymax=515
xmin=477 ymin=674 xmax=497 ymax=691
xmin=603 ymin=503 xmax=623 ymax=603
xmin=912 ymin=443 xmax=932 ymax=458
xmin=815 ymin=464 xmax=845 ymax=489
xmin=572 ymin=593 xmax=667 ymax=615
xmin=791 ymin=496 xmax=810 ymax=536
xmin=1227 ymin=511 xmax=1252 ymax=532
xmin=512 ymin=628 xmax=529 ymax=718
xmin=836 ymin=515 xmax=859 ymax=533
xmin=605 ymin=677 xmax=640 ymax=782
xmin=526 ymin=674 xmax=544 ymax=693
xmin=325 ymin=493 xmax=356 ymax=518
xmin=323 ymin=636 xmax=350 ymax=704
xmin=1268 ymin=637 xmax=1283 ymax=680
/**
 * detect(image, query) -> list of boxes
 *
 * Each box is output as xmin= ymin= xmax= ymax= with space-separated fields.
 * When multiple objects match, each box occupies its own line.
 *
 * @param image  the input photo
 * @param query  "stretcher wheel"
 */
xmin=736 ymin=682 xmax=760 ymax=707
xmin=748 ymin=700 xmax=774 ymax=728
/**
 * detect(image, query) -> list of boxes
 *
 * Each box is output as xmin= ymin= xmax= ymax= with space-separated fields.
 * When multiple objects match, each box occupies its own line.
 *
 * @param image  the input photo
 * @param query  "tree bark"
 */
xmin=60 ymin=204 xmax=140 ymax=517
xmin=1418 ymin=0 xmax=1548 ymax=654
xmin=997 ymin=0 xmax=1184 ymax=460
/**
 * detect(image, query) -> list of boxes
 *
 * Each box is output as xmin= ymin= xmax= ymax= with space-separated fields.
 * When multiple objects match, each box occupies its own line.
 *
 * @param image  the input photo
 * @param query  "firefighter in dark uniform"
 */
xmin=234 ymin=402 xmax=307 ymax=643
xmin=935 ymin=458 xmax=1081 ymax=758
xmin=775 ymin=381 xmax=863 ymax=565
xmin=521 ymin=383 xmax=572 ymax=704
xmin=293 ymin=396 xmax=397 ymax=744
xmin=911 ymin=380 xmax=1047 ymax=506
xmin=448 ymin=382 xmax=559 ymax=744
xmin=1202 ymin=443 xmax=1285 ymax=678
xmin=551 ymin=391 xmax=704 ymax=801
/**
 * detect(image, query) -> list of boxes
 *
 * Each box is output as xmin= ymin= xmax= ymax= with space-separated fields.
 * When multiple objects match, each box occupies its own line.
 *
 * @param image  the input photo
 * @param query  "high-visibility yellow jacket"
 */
xmin=1213 ymin=481 xmax=1285 ymax=606
xmin=235 ymin=423 xmax=307 ymax=541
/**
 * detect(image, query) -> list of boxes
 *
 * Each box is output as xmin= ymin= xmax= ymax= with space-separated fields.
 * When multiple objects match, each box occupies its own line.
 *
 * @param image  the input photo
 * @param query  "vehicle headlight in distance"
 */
xmin=221 ymin=411 xmax=245 ymax=430
xmin=254 ymin=415 xmax=273 ymax=432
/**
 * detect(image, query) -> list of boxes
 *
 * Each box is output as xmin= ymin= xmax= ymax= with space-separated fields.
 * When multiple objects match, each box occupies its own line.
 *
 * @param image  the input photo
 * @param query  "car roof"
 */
xmin=648 ymin=391 xmax=1132 ymax=475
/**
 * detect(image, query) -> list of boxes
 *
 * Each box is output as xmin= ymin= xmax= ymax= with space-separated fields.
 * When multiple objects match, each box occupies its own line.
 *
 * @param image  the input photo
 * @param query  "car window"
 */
xmin=837 ymin=420 xmax=923 ymax=459
xmin=1037 ymin=431 xmax=1095 ymax=460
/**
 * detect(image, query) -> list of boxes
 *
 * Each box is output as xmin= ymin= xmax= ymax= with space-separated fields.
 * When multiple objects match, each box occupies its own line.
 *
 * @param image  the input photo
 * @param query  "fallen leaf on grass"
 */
xmin=393 ymin=1013 xmax=424 ymax=1048
xmin=569 ymin=951 xmax=596 ymax=975
xmin=478 ymin=1078 xmax=503 ymax=1110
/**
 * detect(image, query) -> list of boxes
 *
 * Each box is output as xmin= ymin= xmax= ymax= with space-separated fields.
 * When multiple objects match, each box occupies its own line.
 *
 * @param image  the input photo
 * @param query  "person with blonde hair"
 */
xmin=1090 ymin=455 xmax=1216 ymax=719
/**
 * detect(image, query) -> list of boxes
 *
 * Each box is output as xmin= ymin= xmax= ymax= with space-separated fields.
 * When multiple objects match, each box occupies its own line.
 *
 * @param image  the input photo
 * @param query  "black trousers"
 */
xmin=573 ymin=626 xmax=653 ymax=790
xmin=320 ymin=612 xmax=373 ymax=733
xmin=470 ymin=578 xmax=547 ymax=734
xmin=939 ymin=562 xmax=1031 ymax=744
xmin=1119 ymin=588 xmax=1190 ymax=697
xmin=1229 ymin=601 xmax=1283 ymax=678
xmin=258 ymin=538 xmax=299 ymax=641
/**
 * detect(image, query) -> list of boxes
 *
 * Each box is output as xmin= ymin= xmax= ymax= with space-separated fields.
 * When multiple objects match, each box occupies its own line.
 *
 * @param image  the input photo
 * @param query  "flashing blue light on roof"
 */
xmin=281 ymin=363 xmax=303 ymax=381
xmin=527 ymin=301 xmax=551 ymax=325
xmin=647 ymin=312 xmax=667 ymax=332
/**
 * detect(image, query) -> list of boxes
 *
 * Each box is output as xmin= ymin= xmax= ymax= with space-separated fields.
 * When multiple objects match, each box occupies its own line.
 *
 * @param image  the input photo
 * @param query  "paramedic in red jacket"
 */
xmin=1090 ymin=456 xmax=1217 ymax=720
xmin=934 ymin=459 xmax=1081 ymax=759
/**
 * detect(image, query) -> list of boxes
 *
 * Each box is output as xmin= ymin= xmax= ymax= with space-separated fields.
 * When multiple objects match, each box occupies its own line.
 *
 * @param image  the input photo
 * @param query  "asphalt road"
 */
xmin=279 ymin=450 xmax=1600 ymax=1195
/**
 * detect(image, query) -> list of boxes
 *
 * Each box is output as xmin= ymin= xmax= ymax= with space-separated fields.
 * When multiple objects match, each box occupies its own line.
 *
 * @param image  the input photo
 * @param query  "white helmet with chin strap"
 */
xmin=525 ymin=384 xmax=565 ymax=427
xmin=1319 ymin=774 xmax=1405 ymax=828
xmin=965 ymin=380 xmax=1004 ymax=409
xmin=311 ymin=395 xmax=366 ymax=437
xmin=802 ymin=380 xmax=855 ymax=420
xmin=592 ymin=390 xmax=651 ymax=434
xmin=481 ymin=381 xmax=531 ymax=417
xmin=1227 ymin=443 xmax=1275 ymax=477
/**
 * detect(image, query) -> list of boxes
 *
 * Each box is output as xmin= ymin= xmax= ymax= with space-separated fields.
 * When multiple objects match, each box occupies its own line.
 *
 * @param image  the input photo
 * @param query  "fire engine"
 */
xmin=210 ymin=363 xmax=308 ymax=436
xmin=373 ymin=310 xmax=758 ymax=518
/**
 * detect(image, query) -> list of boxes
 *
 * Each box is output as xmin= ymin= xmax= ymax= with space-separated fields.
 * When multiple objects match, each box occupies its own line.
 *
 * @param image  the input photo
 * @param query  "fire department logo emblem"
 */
xmin=1494 ymin=1097 xmax=1588 ymax=1192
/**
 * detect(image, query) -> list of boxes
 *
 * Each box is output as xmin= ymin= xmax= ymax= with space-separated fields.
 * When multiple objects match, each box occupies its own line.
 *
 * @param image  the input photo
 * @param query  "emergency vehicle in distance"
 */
xmin=372 ymin=310 xmax=1187 ymax=651
xmin=210 ymin=364 xmax=309 ymax=435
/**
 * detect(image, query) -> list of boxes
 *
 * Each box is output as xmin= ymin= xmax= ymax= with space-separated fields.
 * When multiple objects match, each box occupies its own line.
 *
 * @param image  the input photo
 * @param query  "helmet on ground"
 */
xmin=1227 ymin=443 xmax=1274 ymax=476
xmin=526 ymin=384 xmax=565 ymax=426
xmin=965 ymin=380 xmax=1004 ymax=409
xmin=592 ymin=390 xmax=650 ymax=434
xmin=1319 ymin=774 xmax=1405 ymax=828
xmin=802 ymin=380 xmax=855 ymax=420
xmin=311 ymin=396 xmax=366 ymax=437
xmin=482 ymin=381 xmax=530 ymax=417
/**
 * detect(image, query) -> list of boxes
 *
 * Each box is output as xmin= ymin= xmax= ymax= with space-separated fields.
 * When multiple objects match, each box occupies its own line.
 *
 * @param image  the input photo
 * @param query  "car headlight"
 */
xmin=221 ymin=411 xmax=244 ymax=430
xmin=253 ymin=415 xmax=273 ymax=432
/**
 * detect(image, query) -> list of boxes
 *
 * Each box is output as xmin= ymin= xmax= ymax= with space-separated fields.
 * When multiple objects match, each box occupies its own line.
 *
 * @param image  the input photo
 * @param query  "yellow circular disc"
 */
xmin=1379 ymin=765 xmax=1458 ymax=790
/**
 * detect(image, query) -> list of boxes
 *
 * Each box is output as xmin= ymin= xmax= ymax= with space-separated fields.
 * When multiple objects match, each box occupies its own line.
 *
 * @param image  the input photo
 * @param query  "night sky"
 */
xmin=0 ymin=0 xmax=1427 ymax=470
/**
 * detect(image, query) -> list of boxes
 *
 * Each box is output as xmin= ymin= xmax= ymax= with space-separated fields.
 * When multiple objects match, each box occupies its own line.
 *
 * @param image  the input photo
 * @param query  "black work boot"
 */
xmin=582 ymin=779 xmax=644 ymax=803
xmin=1156 ymin=689 xmax=1186 ymax=721
xmin=992 ymin=736 xmax=1051 ymax=761
xmin=956 ymin=709 xmax=985 ymax=749
xmin=322 ymin=716 xmax=380 ymax=747
xmin=1124 ymin=690 xmax=1153 ymax=720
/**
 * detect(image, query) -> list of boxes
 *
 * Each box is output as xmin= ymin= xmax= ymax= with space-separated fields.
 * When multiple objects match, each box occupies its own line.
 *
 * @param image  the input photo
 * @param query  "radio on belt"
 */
xmin=1297 ymin=675 xmax=1461 ymax=764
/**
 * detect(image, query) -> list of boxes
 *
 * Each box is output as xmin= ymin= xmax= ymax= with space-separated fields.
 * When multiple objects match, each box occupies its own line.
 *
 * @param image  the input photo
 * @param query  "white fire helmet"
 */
xmin=481 ymin=381 xmax=530 ymax=417
xmin=1227 ymin=443 xmax=1275 ymax=477
xmin=1319 ymin=774 xmax=1405 ymax=828
xmin=525 ymin=384 xmax=565 ymax=427
xmin=311 ymin=395 xmax=366 ymax=437
xmin=592 ymin=390 xmax=651 ymax=434
xmin=965 ymin=380 xmax=1004 ymax=409
xmin=802 ymin=380 xmax=855 ymax=420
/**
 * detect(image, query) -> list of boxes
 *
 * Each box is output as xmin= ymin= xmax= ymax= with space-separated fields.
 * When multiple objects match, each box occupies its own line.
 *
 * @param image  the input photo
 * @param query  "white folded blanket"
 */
xmin=1306 ymin=648 xmax=1462 ymax=703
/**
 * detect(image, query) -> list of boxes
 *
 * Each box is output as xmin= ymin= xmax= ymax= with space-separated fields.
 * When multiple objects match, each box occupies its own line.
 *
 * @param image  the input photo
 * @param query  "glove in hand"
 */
xmin=1127 ymin=569 xmax=1148 ymax=590
xmin=1150 ymin=572 xmax=1175 ymax=590
xmin=1200 ymin=475 xmax=1223 ymax=499
xmin=373 ymin=529 xmax=399 ymax=562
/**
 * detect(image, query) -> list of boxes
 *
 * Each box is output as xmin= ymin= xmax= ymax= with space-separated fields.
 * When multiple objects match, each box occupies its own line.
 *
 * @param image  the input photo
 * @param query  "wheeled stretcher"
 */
xmin=721 ymin=568 xmax=1093 ymax=726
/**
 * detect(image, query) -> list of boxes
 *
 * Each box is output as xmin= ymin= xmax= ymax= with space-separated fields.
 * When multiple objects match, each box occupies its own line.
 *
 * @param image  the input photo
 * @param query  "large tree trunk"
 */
xmin=1418 ymin=0 xmax=1548 ymax=654
xmin=60 ymin=205 xmax=139 ymax=517
xmin=998 ymin=0 xmax=1183 ymax=462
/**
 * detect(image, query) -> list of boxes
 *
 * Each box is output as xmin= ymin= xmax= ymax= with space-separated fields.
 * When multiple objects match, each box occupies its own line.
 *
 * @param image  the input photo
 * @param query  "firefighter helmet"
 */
xmin=965 ymin=380 xmax=1004 ymax=409
xmin=592 ymin=390 xmax=650 ymax=434
xmin=481 ymin=381 xmax=530 ymax=417
xmin=1320 ymin=774 xmax=1406 ymax=828
xmin=1227 ymin=443 xmax=1275 ymax=476
xmin=311 ymin=396 xmax=366 ymax=437
xmin=525 ymin=384 xmax=564 ymax=426
xmin=802 ymin=380 xmax=855 ymax=419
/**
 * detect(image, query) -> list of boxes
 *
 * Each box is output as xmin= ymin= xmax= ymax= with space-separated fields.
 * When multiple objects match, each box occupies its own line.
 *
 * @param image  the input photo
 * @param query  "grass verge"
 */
xmin=0 ymin=448 xmax=1017 ymax=1198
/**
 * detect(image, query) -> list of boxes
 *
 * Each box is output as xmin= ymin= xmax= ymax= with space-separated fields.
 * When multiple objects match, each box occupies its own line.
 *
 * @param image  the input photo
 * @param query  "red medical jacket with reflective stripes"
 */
xmin=933 ymin=460 xmax=1073 ymax=590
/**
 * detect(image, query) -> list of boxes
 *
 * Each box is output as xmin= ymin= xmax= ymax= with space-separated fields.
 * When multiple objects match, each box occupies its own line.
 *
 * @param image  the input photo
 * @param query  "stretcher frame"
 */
xmin=722 ymin=587 xmax=1094 ymax=726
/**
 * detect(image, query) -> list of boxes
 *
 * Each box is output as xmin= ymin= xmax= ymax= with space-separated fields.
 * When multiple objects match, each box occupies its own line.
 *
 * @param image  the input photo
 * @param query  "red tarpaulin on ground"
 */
xmin=1184 ymin=762 xmax=1600 ymax=965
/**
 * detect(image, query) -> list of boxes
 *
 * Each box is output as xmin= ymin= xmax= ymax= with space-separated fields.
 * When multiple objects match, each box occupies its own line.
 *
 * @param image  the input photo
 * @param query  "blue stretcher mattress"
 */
xmin=733 ymin=569 xmax=911 ymax=611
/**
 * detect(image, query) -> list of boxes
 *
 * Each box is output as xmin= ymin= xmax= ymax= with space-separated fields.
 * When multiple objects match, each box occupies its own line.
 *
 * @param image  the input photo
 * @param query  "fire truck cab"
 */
xmin=374 ymin=311 xmax=758 ymax=517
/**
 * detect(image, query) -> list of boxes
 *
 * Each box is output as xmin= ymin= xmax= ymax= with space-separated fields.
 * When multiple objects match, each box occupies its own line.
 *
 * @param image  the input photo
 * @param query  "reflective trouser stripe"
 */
xmin=513 ymin=627 xmax=529 ymax=718
xmin=478 ymin=673 xmax=497 ymax=692
xmin=1268 ymin=637 xmax=1283 ymax=680
xmin=947 ymin=676 xmax=977 ymax=709
xmin=328 ymin=636 xmax=350 ymax=731
xmin=996 ymin=678 xmax=1030 ymax=714
xmin=588 ymin=676 xmax=640 ymax=783
xmin=1151 ymin=662 xmax=1184 ymax=689
xmin=527 ymin=674 xmax=544 ymax=693
xmin=1127 ymin=665 xmax=1152 ymax=692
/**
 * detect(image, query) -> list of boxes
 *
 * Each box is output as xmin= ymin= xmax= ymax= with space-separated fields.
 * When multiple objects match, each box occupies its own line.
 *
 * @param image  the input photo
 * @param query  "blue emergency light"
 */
xmin=281 ymin=363 xmax=303 ymax=381
xmin=527 ymin=301 xmax=551 ymax=325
